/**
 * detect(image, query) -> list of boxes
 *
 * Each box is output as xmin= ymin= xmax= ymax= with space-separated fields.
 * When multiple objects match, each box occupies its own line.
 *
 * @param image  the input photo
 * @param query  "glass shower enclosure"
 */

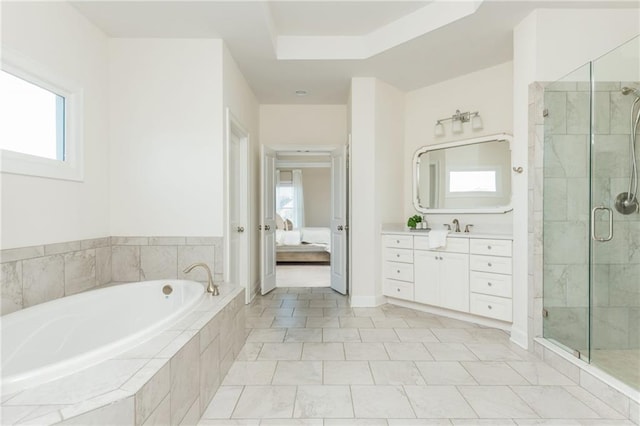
xmin=543 ymin=35 xmax=640 ymax=390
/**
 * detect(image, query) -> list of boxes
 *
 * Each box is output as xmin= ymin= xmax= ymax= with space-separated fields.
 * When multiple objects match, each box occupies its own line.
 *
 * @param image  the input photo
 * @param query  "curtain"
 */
xmin=292 ymin=169 xmax=305 ymax=228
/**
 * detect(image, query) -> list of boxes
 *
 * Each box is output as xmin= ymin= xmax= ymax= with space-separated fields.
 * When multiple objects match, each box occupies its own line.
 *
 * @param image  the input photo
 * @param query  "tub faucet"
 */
xmin=183 ymin=263 xmax=219 ymax=296
xmin=452 ymin=219 xmax=461 ymax=233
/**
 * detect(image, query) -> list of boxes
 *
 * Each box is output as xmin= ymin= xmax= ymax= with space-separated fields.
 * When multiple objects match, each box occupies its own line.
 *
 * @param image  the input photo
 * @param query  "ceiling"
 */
xmin=70 ymin=0 xmax=639 ymax=104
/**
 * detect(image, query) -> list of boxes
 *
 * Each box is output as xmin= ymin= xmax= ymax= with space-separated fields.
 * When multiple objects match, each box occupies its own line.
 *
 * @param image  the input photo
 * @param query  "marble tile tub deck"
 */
xmin=200 ymin=287 xmax=638 ymax=425
xmin=1 ymin=283 xmax=246 ymax=425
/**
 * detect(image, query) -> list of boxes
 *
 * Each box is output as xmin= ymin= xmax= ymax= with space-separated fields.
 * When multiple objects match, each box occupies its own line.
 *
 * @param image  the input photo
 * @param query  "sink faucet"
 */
xmin=183 ymin=263 xmax=219 ymax=295
xmin=452 ymin=219 xmax=461 ymax=233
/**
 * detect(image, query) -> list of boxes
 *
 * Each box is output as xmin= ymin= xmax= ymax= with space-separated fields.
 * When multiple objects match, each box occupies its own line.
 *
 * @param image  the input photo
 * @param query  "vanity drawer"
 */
xmin=470 ymin=239 xmax=512 ymax=257
xmin=384 ymin=279 xmax=414 ymax=301
xmin=470 ymin=293 xmax=512 ymax=322
xmin=384 ymin=261 xmax=414 ymax=282
xmin=470 ymin=271 xmax=512 ymax=298
xmin=383 ymin=235 xmax=413 ymax=249
xmin=414 ymin=236 xmax=469 ymax=254
xmin=470 ymin=255 xmax=512 ymax=275
xmin=383 ymin=248 xmax=413 ymax=264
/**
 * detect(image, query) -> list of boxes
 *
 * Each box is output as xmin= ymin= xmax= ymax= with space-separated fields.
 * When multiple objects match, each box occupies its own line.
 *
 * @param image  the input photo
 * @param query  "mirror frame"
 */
xmin=412 ymin=133 xmax=513 ymax=214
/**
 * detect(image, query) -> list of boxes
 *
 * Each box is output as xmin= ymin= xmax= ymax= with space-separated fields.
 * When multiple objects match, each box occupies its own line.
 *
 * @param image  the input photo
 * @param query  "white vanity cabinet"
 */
xmin=381 ymin=231 xmax=513 ymax=323
xmin=469 ymin=238 xmax=513 ymax=322
xmin=414 ymin=237 xmax=470 ymax=313
xmin=382 ymin=235 xmax=414 ymax=301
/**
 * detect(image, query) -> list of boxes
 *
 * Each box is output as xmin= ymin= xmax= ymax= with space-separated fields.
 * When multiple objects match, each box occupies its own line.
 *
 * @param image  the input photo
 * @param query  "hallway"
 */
xmin=199 ymin=287 xmax=630 ymax=424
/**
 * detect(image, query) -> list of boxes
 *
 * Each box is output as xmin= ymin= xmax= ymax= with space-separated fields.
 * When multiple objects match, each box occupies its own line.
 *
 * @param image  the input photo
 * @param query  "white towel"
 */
xmin=428 ymin=229 xmax=449 ymax=249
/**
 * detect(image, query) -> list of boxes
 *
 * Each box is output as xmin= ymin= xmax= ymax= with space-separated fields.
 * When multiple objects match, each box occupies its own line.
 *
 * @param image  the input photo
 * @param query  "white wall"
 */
xmin=350 ymin=77 xmax=405 ymax=306
xmin=302 ymin=168 xmax=331 ymax=227
xmin=260 ymin=105 xmax=347 ymax=147
xmin=1 ymin=2 xmax=109 ymax=249
xmin=404 ymin=61 xmax=514 ymax=234
xmin=108 ymin=39 xmax=224 ymax=237
xmin=222 ymin=44 xmax=260 ymax=294
xmin=512 ymin=8 xmax=640 ymax=349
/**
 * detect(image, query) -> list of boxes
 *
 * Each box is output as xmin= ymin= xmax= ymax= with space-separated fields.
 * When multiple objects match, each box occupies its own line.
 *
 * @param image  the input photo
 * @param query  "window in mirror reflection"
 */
xmin=449 ymin=170 xmax=497 ymax=193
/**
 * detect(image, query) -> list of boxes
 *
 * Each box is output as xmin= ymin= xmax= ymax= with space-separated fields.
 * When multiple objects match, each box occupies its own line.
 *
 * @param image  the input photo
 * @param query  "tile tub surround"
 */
xmin=1 ymin=237 xmax=112 ymax=315
xmin=0 ymin=236 xmax=223 ymax=315
xmin=528 ymin=82 xmax=640 ymax=422
xmin=1 ymin=284 xmax=246 ymax=425
xmin=110 ymin=236 xmax=224 ymax=284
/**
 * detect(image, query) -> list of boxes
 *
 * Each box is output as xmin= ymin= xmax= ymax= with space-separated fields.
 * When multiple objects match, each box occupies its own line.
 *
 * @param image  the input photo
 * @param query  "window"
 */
xmin=0 ymin=70 xmax=65 ymax=160
xmin=276 ymin=169 xmax=305 ymax=228
xmin=1 ymin=49 xmax=83 ymax=181
xmin=449 ymin=170 xmax=497 ymax=193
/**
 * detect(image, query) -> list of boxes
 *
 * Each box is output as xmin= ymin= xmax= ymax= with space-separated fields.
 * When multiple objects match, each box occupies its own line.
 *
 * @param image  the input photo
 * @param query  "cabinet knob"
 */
xmin=488 ymin=245 xmax=492 ymax=250
xmin=488 ymin=305 xmax=493 ymax=310
xmin=396 ymin=254 xmax=400 ymax=258
xmin=396 ymin=288 xmax=400 ymax=292
xmin=397 ymin=270 xmax=400 ymax=274
xmin=439 ymin=256 xmax=443 ymax=260
xmin=435 ymin=256 xmax=438 ymax=260
xmin=488 ymin=263 xmax=492 ymax=267
xmin=488 ymin=282 xmax=492 ymax=287
xmin=396 ymin=240 xmax=400 ymax=243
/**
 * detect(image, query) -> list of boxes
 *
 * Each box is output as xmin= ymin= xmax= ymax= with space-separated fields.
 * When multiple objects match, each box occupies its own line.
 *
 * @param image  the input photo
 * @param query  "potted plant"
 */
xmin=407 ymin=214 xmax=422 ymax=230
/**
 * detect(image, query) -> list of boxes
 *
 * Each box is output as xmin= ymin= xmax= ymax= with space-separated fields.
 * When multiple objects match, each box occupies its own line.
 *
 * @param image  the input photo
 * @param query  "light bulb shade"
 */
xmin=472 ymin=114 xmax=483 ymax=130
xmin=452 ymin=119 xmax=463 ymax=133
xmin=434 ymin=122 xmax=444 ymax=136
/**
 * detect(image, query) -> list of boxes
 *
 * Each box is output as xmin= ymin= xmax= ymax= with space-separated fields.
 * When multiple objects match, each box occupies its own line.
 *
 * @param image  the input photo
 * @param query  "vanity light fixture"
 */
xmin=434 ymin=109 xmax=482 ymax=136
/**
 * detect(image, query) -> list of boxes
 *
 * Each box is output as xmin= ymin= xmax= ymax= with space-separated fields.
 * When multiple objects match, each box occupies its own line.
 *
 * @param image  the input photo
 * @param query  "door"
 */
xmin=260 ymin=145 xmax=277 ymax=295
xmin=439 ymin=252 xmax=470 ymax=312
xmin=330 ymin=145 xmax=348 ymax=294
xmin=414 ymin=250 xmax=439 ymax=305
xmin=226 ymin=110 xmax=250 ymax=302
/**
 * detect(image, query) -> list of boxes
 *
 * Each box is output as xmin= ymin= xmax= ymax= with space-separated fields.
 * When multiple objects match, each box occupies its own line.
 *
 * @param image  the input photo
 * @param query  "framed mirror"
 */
xmin=413 ymin=133 xmax=513 ymax=214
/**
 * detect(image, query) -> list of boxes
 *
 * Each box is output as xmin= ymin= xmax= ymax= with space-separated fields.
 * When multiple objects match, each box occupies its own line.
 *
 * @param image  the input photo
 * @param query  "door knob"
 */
xmin=237 ymin=226 xmax=244 ymax=233
xmin=264 ymin=225 xmax=271 ymax=231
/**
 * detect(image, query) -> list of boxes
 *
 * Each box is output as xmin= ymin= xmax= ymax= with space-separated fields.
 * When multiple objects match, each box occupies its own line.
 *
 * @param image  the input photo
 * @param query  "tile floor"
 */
xmin=276 ymin=265 xmax=330 ymax=288
xmin=198 ymin=287 xmax=632 ymax=425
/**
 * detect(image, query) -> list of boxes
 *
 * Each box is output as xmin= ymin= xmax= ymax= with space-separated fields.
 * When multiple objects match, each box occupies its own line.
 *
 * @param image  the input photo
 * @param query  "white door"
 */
xmin=440 ymin=252 xmax=470 ymax=312
xmin=260 ymin=145 xmax=277 ymax=295
xmin=226 ymin=110 xmax=250 ymax=302
xmin=330 ymin=146 xmax=348 ymax=294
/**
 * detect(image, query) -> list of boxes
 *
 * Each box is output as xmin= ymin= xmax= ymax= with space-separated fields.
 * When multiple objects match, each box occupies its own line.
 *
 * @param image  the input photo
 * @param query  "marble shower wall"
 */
xmin=533 ymin=80 xmax=640 ymax=352
xmin=1 ymin=236 xmax=223 ymax=315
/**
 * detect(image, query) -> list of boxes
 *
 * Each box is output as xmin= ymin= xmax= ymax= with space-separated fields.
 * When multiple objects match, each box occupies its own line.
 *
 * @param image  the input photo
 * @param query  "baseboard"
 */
xmin=349 ymin=294 xmax=386 ymax=307
xmin=509 ymin=326 xmax=528 ymax=350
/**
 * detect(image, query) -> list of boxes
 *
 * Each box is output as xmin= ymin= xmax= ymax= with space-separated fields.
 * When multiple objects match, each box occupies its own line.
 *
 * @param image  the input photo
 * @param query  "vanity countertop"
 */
xmin=381 ymin=224 xmax=512 ymax=240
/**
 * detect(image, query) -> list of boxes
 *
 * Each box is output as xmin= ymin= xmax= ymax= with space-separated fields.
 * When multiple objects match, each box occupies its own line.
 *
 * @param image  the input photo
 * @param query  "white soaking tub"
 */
xmin=1 ymin=280 xmax=205 ymax=395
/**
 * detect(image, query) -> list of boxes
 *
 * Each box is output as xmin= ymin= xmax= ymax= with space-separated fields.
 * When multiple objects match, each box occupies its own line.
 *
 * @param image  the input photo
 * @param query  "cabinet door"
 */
xmin=414 ymin=250 xmax=439 ymax=306
xmin=439 ymin=252 xmax=470 ymax=312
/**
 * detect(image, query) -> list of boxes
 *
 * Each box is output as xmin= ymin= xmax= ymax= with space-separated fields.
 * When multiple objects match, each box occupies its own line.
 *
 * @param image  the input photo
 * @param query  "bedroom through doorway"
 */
xmin=274 ymin=154 xmax=332 ymax=288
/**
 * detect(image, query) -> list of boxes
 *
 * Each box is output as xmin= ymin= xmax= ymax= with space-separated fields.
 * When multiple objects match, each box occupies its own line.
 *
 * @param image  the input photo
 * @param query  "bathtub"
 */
xmin=1 ymin=280 xmax=205 ymax=395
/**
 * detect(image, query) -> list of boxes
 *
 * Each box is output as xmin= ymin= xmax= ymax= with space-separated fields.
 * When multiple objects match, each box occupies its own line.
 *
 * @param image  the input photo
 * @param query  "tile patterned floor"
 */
xmin=199 ymin=287 xmax=632 ymax=425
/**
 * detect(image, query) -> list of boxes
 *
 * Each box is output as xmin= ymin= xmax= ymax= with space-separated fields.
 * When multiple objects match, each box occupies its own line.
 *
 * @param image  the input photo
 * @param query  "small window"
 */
xmin=0 ymin=70 xmax=65 ymax=161
xmin=449 ymin=170 xmax=497 ymax=193
xmin=1 ymin=49 xmax=83 ymax=181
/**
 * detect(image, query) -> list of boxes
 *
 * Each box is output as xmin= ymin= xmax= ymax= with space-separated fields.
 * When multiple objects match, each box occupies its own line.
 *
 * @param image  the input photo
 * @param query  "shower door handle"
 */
xmin=591 ymin=205 xmax=613 ymax=242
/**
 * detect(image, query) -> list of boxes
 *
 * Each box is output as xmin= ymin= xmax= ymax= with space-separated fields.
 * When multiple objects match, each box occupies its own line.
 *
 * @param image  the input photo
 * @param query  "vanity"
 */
xmin=382 ymin=228 xmax=513 ymax=323
xmin=388 ymin=133 xmax=515 ymax=326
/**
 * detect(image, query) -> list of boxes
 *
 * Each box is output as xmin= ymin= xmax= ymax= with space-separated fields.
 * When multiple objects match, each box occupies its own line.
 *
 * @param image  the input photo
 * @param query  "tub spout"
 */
xmin=183 ymin=263 xmax=219 ymax=295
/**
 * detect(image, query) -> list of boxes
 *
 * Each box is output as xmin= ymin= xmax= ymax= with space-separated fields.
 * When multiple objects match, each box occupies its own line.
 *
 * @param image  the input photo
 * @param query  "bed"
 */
xmin=276 ymin=227 xmax=331 ymax=263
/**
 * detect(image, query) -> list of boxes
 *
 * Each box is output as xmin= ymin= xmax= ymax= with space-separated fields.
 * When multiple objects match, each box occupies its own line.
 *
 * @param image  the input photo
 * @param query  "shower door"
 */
xmin=590 ymin=36 xmax=640 ymax=390
xmin=543 ymin=35 xmax=640 ymax=390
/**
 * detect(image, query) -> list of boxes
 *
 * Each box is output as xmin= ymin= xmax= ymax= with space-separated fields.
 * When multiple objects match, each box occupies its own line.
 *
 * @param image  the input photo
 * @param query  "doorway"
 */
xmin=260 ymin=145 xmax=349 ymax=295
